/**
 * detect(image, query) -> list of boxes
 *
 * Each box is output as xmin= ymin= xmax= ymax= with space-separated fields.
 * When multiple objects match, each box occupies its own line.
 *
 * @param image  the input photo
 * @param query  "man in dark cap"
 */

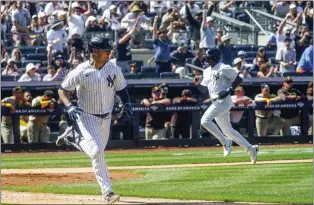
xmin=171 ymin=43 xmax=195 ymax=78
xmin=1 ymin=86 xmax=25 ymax=144
xmin=254 ymin=83 xmax=285 ymax=136
xmin=277 ymin=77 xmax=304 ymax=136
xmin=28 ymin=90 xmax=56 ymax=143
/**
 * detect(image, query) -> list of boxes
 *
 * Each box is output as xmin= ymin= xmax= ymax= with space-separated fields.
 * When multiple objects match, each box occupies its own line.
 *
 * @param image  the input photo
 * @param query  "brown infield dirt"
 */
xmin=2 ymin=172 xmax=141 ymax=187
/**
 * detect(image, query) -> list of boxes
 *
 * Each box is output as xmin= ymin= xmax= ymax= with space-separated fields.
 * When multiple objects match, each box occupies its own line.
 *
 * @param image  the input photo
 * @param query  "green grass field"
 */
xmin=2 ymin=145 xmax=313 ymax=204
xmin=2 ymin=145 xmax=313 ymax=169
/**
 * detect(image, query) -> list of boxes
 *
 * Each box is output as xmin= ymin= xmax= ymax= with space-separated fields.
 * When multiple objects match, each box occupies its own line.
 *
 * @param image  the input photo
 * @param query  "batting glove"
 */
xmin=66 ymin=103 xmax=82 ymax=123
xmin=124 ymin=103 xmax=134 ymax=126
xmin=218 ymin=87 xmax=233 ymax=100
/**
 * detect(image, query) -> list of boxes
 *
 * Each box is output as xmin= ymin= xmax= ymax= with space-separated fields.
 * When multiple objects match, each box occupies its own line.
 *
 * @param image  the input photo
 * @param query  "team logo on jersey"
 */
xmin=107 ymin=74 xmax=116 ymax=87
xmin=213 ymin=72 xmax=220 ymax=80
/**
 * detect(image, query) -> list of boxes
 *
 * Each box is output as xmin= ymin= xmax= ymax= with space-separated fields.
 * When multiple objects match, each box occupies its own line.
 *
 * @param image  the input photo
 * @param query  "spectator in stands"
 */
xmin=296 ymin=41 xmax=313 ymax=73
xmin=150 ymin=1 xmax=167 ymax=13
xmin=11 ymin=1 xmax=31 ymax=46
xmin=11 ymin=47 xmax=25 ymax=63
xmin=28 ymin=90 xmax=56 ymax=143
xmin=101 ymin=4 xmax=121 ymax=30
xmin=184 ymin=4 xmax=202 ymax=50
xmin=295 ymin=25 xmax=311 ymax=61
xmin=253 ymin=47 xmax=271 ymax=65
xmin=166 ymin=1 xmax=184 ymax=10
xmin=85 ymin=16 xmax=107 ymax=32
xmin=200 ymin=3 xmax=215 ymax=50
xmin=2 ymin=58 xmax=20 ymax=76
xmin=115 ymin=20 xmax=139 ymax=73
xmin=67 ymin=1 xmax=91 ymax=39
xmin=43 ymin=64 xmax=64 ymax=81
xmin=44 ymin=1 xmax=61 ymax=17
xmin=276 ymin=38 xmax=296 ymax=74
xmin=219 ymin=0 xmax=247 ymax=22
xmin=129 ymin=62 xmax=138 ymax=73
xmin=191 ymin=48 xmax=204 ymax=68
xmin=152 ymin=15 xmax=173 ymax=74
xmin=304 ymin=2 xmax=313 ymax=31
xmin=237 ymin=50 xmax=248 ymax=65
xmin=257 ymin=63 xmax=276 ymax=78
xmin=217 ymin=33 xmax=233 ymax=66
xmin=266 ymin=25 xmax=279 ymax=47
xmin=233 ymin=58 xmax=251 ymax=78
xmin=20 ymin=91 xmax=32 ymax=143
xmin=1 ymin=86 xmax=24 ymax=144
xmin=18 ymin=63 xmax=41 ymax=82
xmin=141 ymin=86 xmax=171 ymax=140
xmin=271 ymin=1 xmax=290 ymax=18
xmin=29 ymin=14 xmax=45 ymax=46
xmin=277 ymin=77 xmax=304 ymax=136
xmin=277 ymin=17 xmax=296 ymax=50
xmin=121 ymin=5 xmax=151 ymax=47
xmin=180 ymin=1 xmax=200 ymax=18
xmin=0 ymin=44 xmax=10 ymax=64
xmin=306 ymin=82 xmax=313 ymax=135
xmin=230 ymin=86 xmax=255 ymax=131
xmin=46 ymin=19 xmax=68 ymax=53
xmin=171 ymin=43 xmax=195 ymax=78
xmin=68 ymin=46 xmax=85 ymax=71
xmin=254 ymin=83 xmax=285 ymax=136
xmin=287 ymin=4 xmax=303 ymax=23
xmin=171 ymin=89 xmax=197 ymax=139
xmin=38 ymin=11 xmax=48 ymax=31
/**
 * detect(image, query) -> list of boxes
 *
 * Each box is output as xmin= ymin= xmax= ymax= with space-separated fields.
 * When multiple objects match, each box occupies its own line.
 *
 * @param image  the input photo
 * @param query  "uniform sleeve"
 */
xmin=200 ymin=70 xmax=209 ymax=87
xmin=222 ymin=65 xmax=238 ymax=81
xmin=60 ymin=67 xmax=82 ymax=91
xmin=114 ymin=66 xmax=127 ymax=91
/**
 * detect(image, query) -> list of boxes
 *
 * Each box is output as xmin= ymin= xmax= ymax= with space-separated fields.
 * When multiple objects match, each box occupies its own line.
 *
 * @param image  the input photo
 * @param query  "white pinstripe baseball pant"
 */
xmin=201 ymin=96 xmax=251 ymax=150
xmin=70 ymin=112 xmax=112 ymax=196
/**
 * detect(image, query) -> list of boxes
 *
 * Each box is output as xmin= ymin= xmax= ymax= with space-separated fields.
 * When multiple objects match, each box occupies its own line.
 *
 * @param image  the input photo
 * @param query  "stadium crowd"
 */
xmin=0 ymin=1 xmax=313 ymax=144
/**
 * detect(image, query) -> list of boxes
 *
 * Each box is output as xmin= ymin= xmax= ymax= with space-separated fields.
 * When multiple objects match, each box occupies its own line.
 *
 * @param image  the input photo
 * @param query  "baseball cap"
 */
xmin=32 ymin=14 xmax=38 ymax=19
xmin=289 ymin=4 xmax=296 ymax=9
xmin=233 ymin=57 xmax=243 ymax=65
xmin=26 ymin=63 xmax=36 ymax=72
xmin=206 ymin=16 xmax=214 ymax=22
xmin=182 ymin=89 xmax=192 ymax=97
xmin=221 ymin=35 xmax=231 ymax=42
xmin=12 ymin=86 xmax=24 ymax=93
xmin=152 ymin=86 xmax=161 ymax=93
xmin=38 ymin=11 xmax=46 ymax=17
xmin=284 ymin=76 xmax=293 ymax=83
xmin=44 ymin=90 xmax=54 ymax=97
xmin=237 ymin=50 xmax=247 ymax=57
xmin=261 ymin=83 xmax=269 ymax=89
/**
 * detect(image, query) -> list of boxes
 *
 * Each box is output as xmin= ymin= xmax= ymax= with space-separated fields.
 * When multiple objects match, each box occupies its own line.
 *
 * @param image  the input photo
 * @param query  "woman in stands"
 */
xmin=257 ymin=63 xmax=276 ymax=78
xmin=1 ymin=44 xmax=10 ymax=64
xmin=29 ymin=15 xmax=45 ymax=46
xmin=253 ymin=47 xmax=271 ymax=65
xmin=11 ymin=48 xmax=25 ymax=63
xmin=2 ymin=58 xmax=20 ymax=76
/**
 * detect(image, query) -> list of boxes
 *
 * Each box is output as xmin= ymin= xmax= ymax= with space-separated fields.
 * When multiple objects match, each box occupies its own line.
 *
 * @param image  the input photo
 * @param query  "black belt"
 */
xmin=92 ymin=113 xmax=109 ymax=119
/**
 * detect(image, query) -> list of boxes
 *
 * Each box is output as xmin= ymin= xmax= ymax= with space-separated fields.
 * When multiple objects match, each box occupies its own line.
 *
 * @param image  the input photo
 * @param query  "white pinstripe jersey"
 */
xmin=200 ymin=62 xmax=238 ymax=98
xmin=61 ymin=60 xmax=127 ymax=114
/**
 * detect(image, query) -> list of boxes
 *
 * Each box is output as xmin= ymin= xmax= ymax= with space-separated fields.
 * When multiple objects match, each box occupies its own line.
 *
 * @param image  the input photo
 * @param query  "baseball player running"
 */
xmin=194 ymin=48 xmax=258 ymax=164
xmin=56 ymin=36 xmax=134 ymax=204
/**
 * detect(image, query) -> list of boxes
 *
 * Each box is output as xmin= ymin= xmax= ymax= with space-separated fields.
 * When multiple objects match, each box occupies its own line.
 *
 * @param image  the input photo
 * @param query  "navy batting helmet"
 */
xmin=88 ymin=36 xmax=113 ymax=53
xmin=205 ymin=48 xmax=221 ymax=62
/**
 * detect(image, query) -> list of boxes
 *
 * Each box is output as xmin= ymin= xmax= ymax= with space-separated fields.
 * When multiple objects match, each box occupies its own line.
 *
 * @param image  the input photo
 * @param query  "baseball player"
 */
xmin=56 ymin=36 xmax=134 ymax=204
xmin=193 ymin=48 xmax=259 ymax=164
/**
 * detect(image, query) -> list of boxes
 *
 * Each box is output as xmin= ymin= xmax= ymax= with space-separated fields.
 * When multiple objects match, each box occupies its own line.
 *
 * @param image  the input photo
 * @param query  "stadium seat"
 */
xmin=27 ymin=54 xmax=47 ymax=61
xmin=282 ymin=72 xmax=301 ymax=77
xmin=160 ymin=72 xmax=180 ymax=79
xmin=234 ymin=45 xmax=253 ymax=52
xmin=245 ymin=57 xmax=254 ymax=64
xmin=141 ymin=66 xmax=156 ymax=73
xmin=36 ymin=47 xmax=47 ymax=54
xmin=20 ymin=47 xmax=37 ymax=55
xmin=250 ymin=71 xmax=258 ymax=78
xmin=300 ymin=72 xmax=313 ymax=76
xmin=146 ymin=12 xmax=157 ymax=18
xmin=245 ymin=51 xmax=257 ymax=58
xmin=1 ymin=75 xmax=19 ymax=81
xmin=145 ymin=39 xmax=154 ymax=49
xmin=22 ymin=60 xmax=41 ymax=68
xmin=124 ymin=73 xmax=141 ymax=79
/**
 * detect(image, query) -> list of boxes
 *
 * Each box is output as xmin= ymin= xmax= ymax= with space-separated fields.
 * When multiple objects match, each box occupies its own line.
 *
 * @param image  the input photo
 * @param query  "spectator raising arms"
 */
xmin=11 ymin=1 xmax=31 ymax=46
xmin=200 ymin=2 xmax=215 ymax=50
xmin=46 ymin=19 xmax=68 ymax=53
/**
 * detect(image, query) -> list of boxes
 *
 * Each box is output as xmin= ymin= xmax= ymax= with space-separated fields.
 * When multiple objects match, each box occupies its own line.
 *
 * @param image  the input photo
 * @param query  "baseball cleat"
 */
xmin=223 ymin=138 xmax=232 ymax=157
xmin=104 ymin=192 xmax=120 ymax=204
xmin=248 ymin=145 xmax=259 ymax=164
xmin=56 ymin=126 xmax=72 ymax=146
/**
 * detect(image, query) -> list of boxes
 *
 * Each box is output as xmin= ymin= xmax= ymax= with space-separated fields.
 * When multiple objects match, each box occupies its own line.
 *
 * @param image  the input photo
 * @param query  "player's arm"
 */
xmin=218 ymin=67 xmax=243 ymax=99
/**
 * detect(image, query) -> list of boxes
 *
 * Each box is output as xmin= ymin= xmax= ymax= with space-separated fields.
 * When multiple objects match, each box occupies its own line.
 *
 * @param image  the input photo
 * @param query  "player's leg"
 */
xmin=200 ymin=101 xmax=230 ymax=146
xmin=75 ymin=113 xmax=116 ymax=202
xmin=215 ymin=111 xmax=258 ymax=164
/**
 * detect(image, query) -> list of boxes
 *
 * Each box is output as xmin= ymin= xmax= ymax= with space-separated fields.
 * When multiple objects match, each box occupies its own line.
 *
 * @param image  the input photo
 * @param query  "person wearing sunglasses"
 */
xmin=277 ymin=76 xmax=304 ymax=136
xmin=141 ymin=86 xmax=171 ymax=140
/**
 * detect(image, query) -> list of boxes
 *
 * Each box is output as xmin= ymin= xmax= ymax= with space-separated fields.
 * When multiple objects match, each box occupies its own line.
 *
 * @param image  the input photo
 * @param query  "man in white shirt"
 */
xmin=44 ymin=1 xmax=62 ymax=17
xmin=276 ymin=15 xmax=296 ymax=51
xmin=150 ymin=1 xmax=167 ymax=13
xmin=18 ymin=63 xmax=41 ymax=82
xmin=101 ymin=5 xmax=121 ymax=30
xmin=67 ymin=1 xmax=91 ymax=38
xmin=180 ymin=1 xmax=200 ymax=18
xmin=271 ymin=1 xmax=290 ymax=18
xmin=46 ymin=19 xmax=68 ymax=53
